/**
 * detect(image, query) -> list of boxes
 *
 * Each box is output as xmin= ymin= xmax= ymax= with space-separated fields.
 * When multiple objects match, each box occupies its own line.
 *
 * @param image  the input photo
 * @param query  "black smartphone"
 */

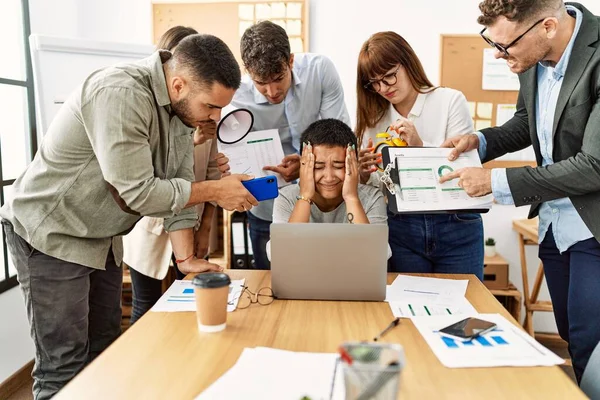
xmin=438 ymin=317 xmax=497 ymax=341
xmin=242 ymin=176 xmax=279 ymax=202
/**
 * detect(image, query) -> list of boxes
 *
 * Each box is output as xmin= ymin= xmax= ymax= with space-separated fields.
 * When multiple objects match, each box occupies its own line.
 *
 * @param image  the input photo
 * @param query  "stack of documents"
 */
xmin=196 ymin=347 xmax=344 ymax=400
xmin=412 ymin=313 xmax=564 ymax=368
xmin=150 ymin=279 xmax=245 ymax=313
xmin=385 ymin=275 xmax=477 ymax=319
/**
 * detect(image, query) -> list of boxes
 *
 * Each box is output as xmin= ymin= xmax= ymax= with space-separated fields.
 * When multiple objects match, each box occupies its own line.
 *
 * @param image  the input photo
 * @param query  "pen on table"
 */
xmin=373 ymin=317 xmax=401 ymax=341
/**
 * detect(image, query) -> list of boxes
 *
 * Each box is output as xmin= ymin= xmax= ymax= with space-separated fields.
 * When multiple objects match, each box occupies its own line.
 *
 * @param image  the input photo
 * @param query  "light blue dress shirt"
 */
xmin=478 ymin=6 xmax=592 ymax=252
xmin=229 ymin=53 xmax=351 ymax=221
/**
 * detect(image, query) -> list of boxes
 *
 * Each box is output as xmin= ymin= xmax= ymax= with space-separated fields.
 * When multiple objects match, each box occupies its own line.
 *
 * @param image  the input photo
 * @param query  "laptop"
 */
xmin=270 ymin=223 xmax=388 ymax=301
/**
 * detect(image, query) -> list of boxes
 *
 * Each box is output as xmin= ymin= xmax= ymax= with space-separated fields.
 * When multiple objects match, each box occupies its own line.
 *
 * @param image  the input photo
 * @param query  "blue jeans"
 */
xmin=247 ymin=212 xmax=271 ymax=270
xmin=387 ymin=212 xmax=484 ymax=280
xmin=539 ymin=228 xmax=600 ymax=383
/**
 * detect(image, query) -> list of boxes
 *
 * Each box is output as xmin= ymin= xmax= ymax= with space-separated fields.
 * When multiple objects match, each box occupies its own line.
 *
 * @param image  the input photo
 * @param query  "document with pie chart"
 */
xmin=381 ymin=147 xmax=493 ymax=213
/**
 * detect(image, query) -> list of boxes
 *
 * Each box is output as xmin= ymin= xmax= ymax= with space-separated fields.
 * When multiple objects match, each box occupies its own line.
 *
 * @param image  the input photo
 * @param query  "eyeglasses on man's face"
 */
xmin=229 ymin=285 xmax=275 ymax=309
xmin=364 ymin=66 xmax=401 ymax=93
xmin=480 ymin=18 xmax=545 ymax=57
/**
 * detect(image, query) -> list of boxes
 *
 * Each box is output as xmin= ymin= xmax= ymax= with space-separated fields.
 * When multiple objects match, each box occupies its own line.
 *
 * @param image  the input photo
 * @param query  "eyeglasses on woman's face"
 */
xmin=364 ymin=66 xmax=401 ymax=93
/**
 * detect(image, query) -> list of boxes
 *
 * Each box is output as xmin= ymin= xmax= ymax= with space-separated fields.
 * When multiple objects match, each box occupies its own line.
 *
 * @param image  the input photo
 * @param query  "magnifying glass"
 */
xmin=217 ymin=108 xmax=254 ymax=144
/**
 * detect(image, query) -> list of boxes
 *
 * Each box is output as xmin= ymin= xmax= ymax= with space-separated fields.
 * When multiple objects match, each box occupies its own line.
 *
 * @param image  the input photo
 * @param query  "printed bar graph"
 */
xmin=491 ymin=336 xmax=509 ymax=345
xmin=441 ymin=336 xmax=459 ymax=348
xmin=167 ymin=286 xmax=196 ymax=303
xmin=439 ymin=331 xmax=510 ymax=348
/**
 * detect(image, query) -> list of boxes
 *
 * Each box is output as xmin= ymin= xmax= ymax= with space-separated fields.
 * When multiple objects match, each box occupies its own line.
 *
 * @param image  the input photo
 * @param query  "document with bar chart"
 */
xmin=386 ymin=275 xmax=477 ymax=319
xmin=151 ymin=279 xmax=245 ymax=313
xmin=382 ymin=147 xmax=492 ymax=213
xmin=388 ymin=298 xmax=477 ymax=319
xmin=412 ymin=313 xmax=564 ymax=368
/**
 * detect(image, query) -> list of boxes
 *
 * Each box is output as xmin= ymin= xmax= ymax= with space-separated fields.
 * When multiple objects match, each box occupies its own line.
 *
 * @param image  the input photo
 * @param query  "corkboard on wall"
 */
xmin=153 ymin=3 xmax=241 ymax=63
xmin=440 ymin=34 xmax=536 ymax=166
xmin=440 ymin=34 xmax=518 ymax=128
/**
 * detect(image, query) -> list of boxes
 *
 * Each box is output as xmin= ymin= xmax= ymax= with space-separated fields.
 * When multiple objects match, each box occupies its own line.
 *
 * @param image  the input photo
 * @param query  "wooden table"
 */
xmin=56 ymin=271 xmax=583 ymax=400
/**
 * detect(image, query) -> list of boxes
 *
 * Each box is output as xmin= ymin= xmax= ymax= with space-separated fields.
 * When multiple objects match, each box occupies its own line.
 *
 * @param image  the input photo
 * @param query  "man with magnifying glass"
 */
xmin=216 ymin=21 xmax=351 ymax=269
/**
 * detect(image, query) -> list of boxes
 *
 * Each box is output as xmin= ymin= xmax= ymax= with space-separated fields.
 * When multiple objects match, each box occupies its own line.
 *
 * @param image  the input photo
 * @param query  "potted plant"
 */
xmin=485 ymin=238 xmax=496 ymax=257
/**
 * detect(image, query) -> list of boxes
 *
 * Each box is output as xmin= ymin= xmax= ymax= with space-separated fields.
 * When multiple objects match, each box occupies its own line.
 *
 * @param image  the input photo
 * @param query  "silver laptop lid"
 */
xmin=270 ymin=223 xmax=388 ymax=301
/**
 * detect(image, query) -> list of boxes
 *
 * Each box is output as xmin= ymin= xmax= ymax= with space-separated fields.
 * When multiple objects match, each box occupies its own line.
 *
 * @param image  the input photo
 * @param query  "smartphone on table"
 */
xmin=438 ymin=317 xmax=497 ymax=341
xmin=242 ymin=176 xmax=279 ymax=202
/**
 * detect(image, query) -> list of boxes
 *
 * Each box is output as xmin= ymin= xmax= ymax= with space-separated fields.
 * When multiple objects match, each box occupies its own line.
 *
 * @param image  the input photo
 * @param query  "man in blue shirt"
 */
xmin=440 ymin=1 xmax=600 ymax=382
xmin=218 ymin=21 xmax=351 ymax=269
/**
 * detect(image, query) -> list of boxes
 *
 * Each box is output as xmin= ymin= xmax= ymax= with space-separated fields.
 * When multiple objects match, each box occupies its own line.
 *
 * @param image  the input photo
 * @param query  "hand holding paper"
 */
xmin=440 ymin=133 xmax=481 ymax=161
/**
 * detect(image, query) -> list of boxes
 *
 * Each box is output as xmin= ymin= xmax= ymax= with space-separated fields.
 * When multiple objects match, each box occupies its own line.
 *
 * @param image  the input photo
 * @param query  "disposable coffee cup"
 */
xmin=192 ymin=272 xmax=231 ymax=333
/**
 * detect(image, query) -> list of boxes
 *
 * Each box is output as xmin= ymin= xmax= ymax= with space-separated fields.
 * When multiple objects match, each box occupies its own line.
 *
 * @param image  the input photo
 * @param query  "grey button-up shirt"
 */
xmin=0 ymin=51 xmax=197 ymax=269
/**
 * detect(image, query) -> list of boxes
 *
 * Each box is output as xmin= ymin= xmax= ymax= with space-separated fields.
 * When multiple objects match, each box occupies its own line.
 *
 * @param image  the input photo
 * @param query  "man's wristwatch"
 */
xmin=296 ymin=195 xmax=313 ymax=204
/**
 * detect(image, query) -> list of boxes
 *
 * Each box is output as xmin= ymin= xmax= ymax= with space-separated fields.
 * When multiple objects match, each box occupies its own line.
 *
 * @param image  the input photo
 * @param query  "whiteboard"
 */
xmin=29 ymin=34 xmax=154 ymax=139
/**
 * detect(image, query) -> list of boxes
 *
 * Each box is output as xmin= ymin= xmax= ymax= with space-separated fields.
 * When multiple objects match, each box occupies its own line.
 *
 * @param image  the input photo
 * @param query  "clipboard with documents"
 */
xmin=381 ymin=147 xmax=492 ymax=214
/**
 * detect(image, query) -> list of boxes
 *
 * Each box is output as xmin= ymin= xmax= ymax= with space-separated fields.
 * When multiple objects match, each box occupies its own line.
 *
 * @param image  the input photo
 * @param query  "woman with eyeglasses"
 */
xmin=355 ymin=31 xmax=484 ymax=279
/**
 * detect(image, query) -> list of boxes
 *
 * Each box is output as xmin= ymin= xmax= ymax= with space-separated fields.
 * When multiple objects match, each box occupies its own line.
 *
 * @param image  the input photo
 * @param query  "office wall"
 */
xmin=75 ymin=0 xmax=152 ymax=45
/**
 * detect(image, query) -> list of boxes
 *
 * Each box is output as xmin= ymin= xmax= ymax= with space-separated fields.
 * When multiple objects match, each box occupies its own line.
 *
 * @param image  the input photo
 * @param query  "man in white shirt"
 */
xmin=218 ymin=21 xmax=351 ymax=269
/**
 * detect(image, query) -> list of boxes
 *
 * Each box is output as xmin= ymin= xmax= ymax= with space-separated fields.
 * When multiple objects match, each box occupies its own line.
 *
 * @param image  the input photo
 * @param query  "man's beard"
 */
xmin=509 ymin=38 xmax=551 ymax=74
xmin=171 ymin=97 xmax=196 ymax=128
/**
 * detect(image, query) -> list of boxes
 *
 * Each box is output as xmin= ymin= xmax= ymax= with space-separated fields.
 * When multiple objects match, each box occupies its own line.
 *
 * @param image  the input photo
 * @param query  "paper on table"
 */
xmin=386 ymin=275 xmax=469 ymax=301
xmin=388 ymin=298 xmax=477 ymax=319
xmin=217 ymin=129 xmax=288 ymax=188
xmin=196 ymin=347 xmax=345 ymax=400
xmin=150 ymin=279 xmax=245 ymax=313
xmin=412 ymin=313 xmax=564 ymax=368
xmin=385 ymin=275 xmax=476 ymax=319
xmin=386 ymin=147 xmax=493 ymax=212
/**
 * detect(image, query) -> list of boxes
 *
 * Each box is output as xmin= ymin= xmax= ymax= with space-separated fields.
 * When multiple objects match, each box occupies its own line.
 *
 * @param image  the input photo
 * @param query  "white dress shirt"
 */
xmin=363 ymin=87 xmax=473 ymax=186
